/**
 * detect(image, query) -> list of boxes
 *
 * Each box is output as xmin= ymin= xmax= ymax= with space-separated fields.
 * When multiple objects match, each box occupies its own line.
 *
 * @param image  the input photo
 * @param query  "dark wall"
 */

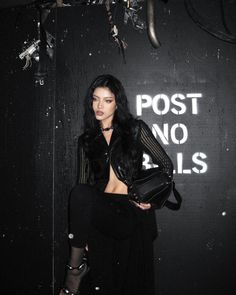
xmin=1 ymin=1 xmax=236 ymax=295
xmin=0 ymin=8 xmax=55 ymax=295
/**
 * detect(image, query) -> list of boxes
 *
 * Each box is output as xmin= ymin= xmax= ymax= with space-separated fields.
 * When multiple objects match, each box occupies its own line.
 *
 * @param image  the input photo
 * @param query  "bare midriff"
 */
xmin=104 ymin=165 xmax=128 ymax=195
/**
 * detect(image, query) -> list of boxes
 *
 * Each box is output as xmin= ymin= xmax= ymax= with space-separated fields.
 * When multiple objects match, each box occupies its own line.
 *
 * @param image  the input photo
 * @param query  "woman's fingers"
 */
xmin=139 ymin=203 xmax=151 ymax=210
xmin=131 ymin=201 xmax=151 ymax=210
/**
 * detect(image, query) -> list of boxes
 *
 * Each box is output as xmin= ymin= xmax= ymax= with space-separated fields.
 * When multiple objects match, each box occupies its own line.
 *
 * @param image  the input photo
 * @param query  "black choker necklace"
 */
xmin=101 ymin=126 xmax=113 ymax=132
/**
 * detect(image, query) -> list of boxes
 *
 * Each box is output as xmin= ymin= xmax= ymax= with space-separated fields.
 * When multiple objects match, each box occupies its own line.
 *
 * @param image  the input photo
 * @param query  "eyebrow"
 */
xmin=93 ymin=94 xmax=115 ymax=99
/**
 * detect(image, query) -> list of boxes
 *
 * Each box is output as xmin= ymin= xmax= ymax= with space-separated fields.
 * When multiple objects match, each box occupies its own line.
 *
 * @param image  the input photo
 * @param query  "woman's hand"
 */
xmin=131 ymin=201 xmax=151 ymax=210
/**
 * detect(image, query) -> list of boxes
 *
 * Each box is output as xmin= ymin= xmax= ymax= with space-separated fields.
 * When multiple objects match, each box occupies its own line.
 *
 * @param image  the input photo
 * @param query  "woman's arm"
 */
xmin=139 ymin=120 xmax=173 ymax=178
xmin=133 ymin=120 xmax=174 ymax=210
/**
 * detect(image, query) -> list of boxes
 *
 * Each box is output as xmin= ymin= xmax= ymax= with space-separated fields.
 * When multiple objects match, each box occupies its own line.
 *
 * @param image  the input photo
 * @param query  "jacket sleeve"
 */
xmin=76 ymin=136 xmax=91 ymax=184
xmin=139 ymin=120 xmax=173 ymax=178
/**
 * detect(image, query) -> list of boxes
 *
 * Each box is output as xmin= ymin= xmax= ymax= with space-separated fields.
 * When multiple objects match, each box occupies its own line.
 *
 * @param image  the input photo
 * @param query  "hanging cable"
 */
xmin=184 ymin=0 xmax=236 ymax=44
xmin=147 ymin=0 xmax=161 ymax=48
xmin=105 ymin=0 xmax=128 ymax=63
xmin=220 ymin=0 xmax=232 ymax=35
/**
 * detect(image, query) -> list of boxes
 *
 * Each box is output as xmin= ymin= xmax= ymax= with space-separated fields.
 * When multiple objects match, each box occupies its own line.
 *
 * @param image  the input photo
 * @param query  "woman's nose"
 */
xmin=98 ymin=101 xmax=103 ymax=108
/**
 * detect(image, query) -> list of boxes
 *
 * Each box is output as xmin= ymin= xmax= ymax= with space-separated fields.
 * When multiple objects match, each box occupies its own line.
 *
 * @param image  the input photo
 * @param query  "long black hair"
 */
xmin=83 ymin=74 xmax=134 ymax=133
xmin=82 ymin=74 xmax=140 ymax=180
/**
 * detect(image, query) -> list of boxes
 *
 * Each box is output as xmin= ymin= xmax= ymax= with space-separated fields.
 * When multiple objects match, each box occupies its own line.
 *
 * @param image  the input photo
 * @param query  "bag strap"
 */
xmin=164 ymin=182 xmax=182 ymax=210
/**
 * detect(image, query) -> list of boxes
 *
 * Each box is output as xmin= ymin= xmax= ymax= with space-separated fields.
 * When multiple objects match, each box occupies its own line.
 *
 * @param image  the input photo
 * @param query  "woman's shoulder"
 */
xmin=131 ymin=118 xmax=153 ymax=140
xmin=78 ymin=132 xmax=88 ymax=145
xmin=78 ymin=128 xmax=99 ymax=145
xmin=127 ymin=117 xmax=147 ymax=139
xmin=132 ymin=117 xmax=148 ymax=129
xmin=77 ymin=134 xmax=84 ymax=147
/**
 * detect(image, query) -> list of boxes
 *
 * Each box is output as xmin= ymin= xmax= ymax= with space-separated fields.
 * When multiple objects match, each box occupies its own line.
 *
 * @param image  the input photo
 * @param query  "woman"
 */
xmin=59 ymin=74 xmax=173 ymax=295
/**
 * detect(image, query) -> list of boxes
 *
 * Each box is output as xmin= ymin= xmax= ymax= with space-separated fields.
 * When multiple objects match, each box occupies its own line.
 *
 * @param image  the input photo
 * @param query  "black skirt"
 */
xmin=76 ymin=188 xmax=158 ymax=295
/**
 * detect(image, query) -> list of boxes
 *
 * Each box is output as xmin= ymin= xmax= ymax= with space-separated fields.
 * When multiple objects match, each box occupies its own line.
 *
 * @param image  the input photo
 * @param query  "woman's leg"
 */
xmin=60 ymin=247 xmax=87 ymax=295
xmin=60 ymin=184 xmax=96 ymax=295
xmin=87 ymin=192 xmax=137 ymax=294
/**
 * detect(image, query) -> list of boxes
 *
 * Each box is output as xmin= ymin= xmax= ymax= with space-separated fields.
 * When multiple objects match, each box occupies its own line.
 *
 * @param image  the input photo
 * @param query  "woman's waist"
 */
xmin=94 ymin=183 xmax=129 ymax=201
xmin=93 ymin=176 xmax=128 ymax=193
xmin=104 ymin=180 xmax=128 ymax=195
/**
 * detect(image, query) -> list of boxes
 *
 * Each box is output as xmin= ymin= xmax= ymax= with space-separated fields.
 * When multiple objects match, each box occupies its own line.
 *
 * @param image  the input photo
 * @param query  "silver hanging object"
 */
xmin=19 ymin=40 xmax=41 ymax=70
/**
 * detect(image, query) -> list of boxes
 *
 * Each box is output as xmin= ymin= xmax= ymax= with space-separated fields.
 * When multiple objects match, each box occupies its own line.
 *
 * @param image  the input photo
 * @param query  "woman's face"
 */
xmin=92 ymin=87 xmax=117 ymax=127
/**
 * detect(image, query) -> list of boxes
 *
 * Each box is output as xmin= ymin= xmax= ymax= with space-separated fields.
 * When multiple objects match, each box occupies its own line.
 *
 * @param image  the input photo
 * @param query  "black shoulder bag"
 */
xmin=128 ymin=168 xmax=182 ymax=210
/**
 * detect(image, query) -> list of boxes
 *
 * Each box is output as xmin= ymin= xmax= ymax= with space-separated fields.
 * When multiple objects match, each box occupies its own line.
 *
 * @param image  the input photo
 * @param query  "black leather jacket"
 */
xmin=77 ymin=119 xmax=173 ymax=192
